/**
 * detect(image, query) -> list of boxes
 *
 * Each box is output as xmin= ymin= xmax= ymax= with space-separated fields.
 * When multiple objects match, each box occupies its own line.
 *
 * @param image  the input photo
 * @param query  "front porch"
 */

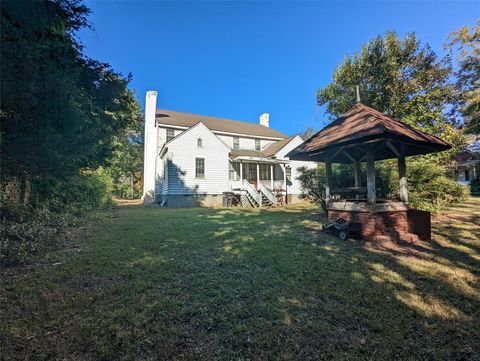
xmin=228 ymin=157 xmax=292 ymax=207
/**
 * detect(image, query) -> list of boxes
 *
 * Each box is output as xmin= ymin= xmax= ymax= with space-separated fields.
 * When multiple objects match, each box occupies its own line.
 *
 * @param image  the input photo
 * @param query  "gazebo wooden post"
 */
xmin=398 ymin=156 xmax=408 ymax=203
xmin=354 ymin=161 xmax=361 ymax=200
xmin=325 ymin=160 xmax=332 ymax=206
xmin=366 ymin=151 xmax=376 ymax=204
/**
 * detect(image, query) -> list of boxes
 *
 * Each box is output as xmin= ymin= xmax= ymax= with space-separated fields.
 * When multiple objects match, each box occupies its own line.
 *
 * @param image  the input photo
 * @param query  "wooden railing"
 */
xmin=258 ymin=182 xmax=275 ymax=205
xmin=243 ymin=179 xmax=262 ymax=206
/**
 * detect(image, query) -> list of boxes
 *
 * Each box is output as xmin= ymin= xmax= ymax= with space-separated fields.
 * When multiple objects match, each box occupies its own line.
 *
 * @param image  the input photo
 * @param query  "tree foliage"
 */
xmin=297 ymin=126 xmax=318 ymax=141
xmin=312 ymin=31 xmax=472 ymax=211
xmin=0 ymin=0 xmax=142 ymax=264
xmin=446 ymin=21 xmax=480 ymax=135
xmin=317 ymin=31 xmax=465 ymax=154
xmin=0 ymin=0 xmax=141 ymax=207
xmin=106 ymin=120 xmax=144 ymax=199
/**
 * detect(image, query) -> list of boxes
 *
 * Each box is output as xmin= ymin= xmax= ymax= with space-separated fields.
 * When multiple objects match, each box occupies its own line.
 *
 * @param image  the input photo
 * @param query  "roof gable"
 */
xmin=262 ymin=136 xmax=296 ymax=157
xmin=160 ymin=122 xmax=230 ymax=157
xmin=156 ymin=109 xmax=286 ymax=139
xmin=288 ymin=103 xmax=451 ymax=163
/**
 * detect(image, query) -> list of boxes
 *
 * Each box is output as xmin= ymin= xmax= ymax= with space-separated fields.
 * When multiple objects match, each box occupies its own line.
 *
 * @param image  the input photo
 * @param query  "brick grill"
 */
xmin=327 ymin=208 xmax=431 ymax=242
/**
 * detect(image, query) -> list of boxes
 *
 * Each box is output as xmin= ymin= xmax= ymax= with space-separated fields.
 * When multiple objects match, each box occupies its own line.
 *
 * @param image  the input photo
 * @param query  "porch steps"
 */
xmin=243 ymin=193 xmax=259 ymax=207
xmin=261 ymin=194 xmax=274 ymax=207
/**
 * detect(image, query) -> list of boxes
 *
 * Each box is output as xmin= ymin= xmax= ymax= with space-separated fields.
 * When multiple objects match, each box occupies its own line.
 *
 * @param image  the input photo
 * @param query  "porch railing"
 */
xmin=258 ymin=182 xmax=275 ymax=205
xmin=242 ymin=179 xmax=262 ymax=206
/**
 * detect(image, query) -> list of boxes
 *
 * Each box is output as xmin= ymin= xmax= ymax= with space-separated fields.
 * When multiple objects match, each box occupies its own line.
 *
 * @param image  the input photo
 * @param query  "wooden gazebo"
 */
xmin=287 ymin=103 xmax=451 ymax=242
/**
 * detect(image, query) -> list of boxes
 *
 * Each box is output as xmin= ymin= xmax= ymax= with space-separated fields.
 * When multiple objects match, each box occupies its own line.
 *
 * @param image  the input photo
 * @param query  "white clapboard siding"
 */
xmin=163 ymin=123 xmax=230 ymax=195
xmin=217 ymin=135 xmax=276 ymax=151
xmin=157 ymin=127 xmax=182 ymax=149
xmin=275 ymin=135 xmax=318 ymax=195
xmin=155 ymin=155 xmax=164 ymax=195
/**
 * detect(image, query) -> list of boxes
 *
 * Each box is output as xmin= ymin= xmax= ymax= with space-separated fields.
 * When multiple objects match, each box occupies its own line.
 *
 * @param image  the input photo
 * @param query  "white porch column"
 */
xmin=398 ymin=156 xmax=408 ymax=204
xmin=325 ymin=161 xmax=332 ymax=206
xmin=270 ymin=164 xmax=274 ymax=189
xmin=143 ymin=90 xmax=158 ymax=205
xmin=366 ymin=151 xmax=376 ymax=204
xmin=239 ymin=162 xmax=243 ymax=188
xmin=256 ymin=162 xmax=260 ymax=188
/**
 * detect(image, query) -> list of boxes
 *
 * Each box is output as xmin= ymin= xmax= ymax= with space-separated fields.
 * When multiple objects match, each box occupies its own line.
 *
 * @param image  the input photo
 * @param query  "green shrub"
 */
xmin=297 ymin=166 xmax=327 ymax=212
xmin=297 ymin=159 xmax=467 ymax=213
xmin=0 ymin=168 xmax=113 ymax=265
xmin=43 ymin=167 xmax=114 ymax=214
xmin=407 ymin=160 xmax=468 ymax=212
xmin=0 ymin=208 xmax=72 ymax=266
xmin=470 ymin=178 xmax=480 ymax=195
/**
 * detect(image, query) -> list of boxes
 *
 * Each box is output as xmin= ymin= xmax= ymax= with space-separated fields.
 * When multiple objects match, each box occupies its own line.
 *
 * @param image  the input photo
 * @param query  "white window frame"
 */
xmin=233 ymin=137 xmax=240 ymax=150
xmin=255 ymin=139 xmax=261 ymax=151
xmin=166 ymin=129 xmax=175 ymax=142
xmin=195 ymin=157 xmax=205 ymax=179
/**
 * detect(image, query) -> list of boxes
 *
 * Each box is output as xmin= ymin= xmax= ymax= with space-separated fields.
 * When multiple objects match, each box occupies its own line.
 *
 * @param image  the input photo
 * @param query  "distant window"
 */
xmin=233 ymin=137 xmax=239 ymax=150
xmin=465 ymin=169 xmax=470 ymax=182
xmin=195 ymin=158 xmax=205 ymax=179
xmin=286 ymin=166 xmax=292 ymax=185
xmin=197 ymin=138 xmax=203 ymax=148
xmin=166 ymin=129 xmax=175 ymax=142
xmin=229 ymin=162 xmax=240 ymax=180
xmin=255 ymin=139 xmax=261 ymax=151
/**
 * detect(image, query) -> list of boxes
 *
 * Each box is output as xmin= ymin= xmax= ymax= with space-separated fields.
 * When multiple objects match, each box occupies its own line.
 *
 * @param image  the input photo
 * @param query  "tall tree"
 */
xmin=316 ymin=32 xmax=463 ymax=151
xmin=446 ymin=21 xmax=480 ymax=135
xmin=0 ymin=0 xmax=141 ymax=206
xmin=106 ymin=116 xmax=144 ymax=199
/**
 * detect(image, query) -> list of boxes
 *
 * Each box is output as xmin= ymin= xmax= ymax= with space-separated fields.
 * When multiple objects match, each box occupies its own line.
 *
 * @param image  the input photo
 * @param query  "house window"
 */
xmin=195 ymin=158 xmax=205 ymax=179
xmin=197 ymin=138 xmax=203 ymax=148
xmin=233 ymin=137 xmax=239 ymax=150
xmin=465 ymin=169 xmax=470 ymax=182
xmin=229 ymin=162 xmax=240 ymax=180
xmin=286 ymin=166 xmax=292 ymax=185
xmin=245 ymin=163 xmax=257 ymax=181
xmin=166 ymin=129 xmax=175 ymax=142
xmin=255 ymin=139 xmax=261 ymax=151
xmin=260 ymin=164 xmax=271 ymax=180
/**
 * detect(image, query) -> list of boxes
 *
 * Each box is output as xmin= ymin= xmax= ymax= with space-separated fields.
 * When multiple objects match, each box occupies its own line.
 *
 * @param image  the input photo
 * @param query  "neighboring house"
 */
xmin=453 ymin=151 xmax=479 ymax=185
xmin=143 ymin=91 xmax=316 ymax=207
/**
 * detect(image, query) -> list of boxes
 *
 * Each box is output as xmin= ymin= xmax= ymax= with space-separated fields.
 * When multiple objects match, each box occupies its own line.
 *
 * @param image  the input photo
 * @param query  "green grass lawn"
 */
xmin=2 ymin=199 xmax=479 ymax=360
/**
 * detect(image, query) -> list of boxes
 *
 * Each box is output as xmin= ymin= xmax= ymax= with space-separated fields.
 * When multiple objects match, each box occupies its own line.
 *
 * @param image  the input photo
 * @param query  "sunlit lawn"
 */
xmin=1 ymin=198 xmax=479 ymax=360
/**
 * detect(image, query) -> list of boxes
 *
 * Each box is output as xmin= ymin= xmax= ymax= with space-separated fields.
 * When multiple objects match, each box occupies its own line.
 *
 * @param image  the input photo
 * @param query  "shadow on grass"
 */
xmin=1 ymin=201 xmax=479 ymax=360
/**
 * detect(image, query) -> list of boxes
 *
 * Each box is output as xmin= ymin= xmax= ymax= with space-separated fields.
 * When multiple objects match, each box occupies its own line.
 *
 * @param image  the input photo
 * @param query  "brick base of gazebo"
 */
xmin=327 ymin=201 xmax=431 ymax=242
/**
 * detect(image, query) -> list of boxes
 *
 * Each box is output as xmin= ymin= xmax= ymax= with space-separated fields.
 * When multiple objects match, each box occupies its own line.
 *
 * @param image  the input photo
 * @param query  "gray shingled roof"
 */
xmin=228 ymin=136 xmax=296 ymax=159
xmin=156 ymin=109 xmax=287 ymax=139
xmin=262 ymin=136 xmax=296 ymax=157
xmin=229 ymin=149 xmax=266 ymax=158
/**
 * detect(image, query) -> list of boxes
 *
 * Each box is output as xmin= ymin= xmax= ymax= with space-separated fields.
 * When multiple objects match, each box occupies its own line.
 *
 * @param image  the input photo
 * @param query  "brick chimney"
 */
xmin=259 ymin=113 xmax=270 ymax=127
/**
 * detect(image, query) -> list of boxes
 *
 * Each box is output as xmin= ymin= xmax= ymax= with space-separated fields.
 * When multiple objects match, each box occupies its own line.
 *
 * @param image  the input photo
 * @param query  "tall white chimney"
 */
xmin=259 ymin=112 xmax=270 ymax=127
xmin=143 ymin=90 xmax=158 ymax=204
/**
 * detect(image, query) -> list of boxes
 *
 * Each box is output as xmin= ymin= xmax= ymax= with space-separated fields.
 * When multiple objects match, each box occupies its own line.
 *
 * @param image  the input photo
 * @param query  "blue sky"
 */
xmin=79 ymin=1 xmax=478 ymax=136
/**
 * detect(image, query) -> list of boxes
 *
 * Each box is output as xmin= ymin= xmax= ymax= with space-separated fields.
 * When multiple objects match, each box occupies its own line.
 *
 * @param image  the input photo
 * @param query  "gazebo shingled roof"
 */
xmin=287 ymin=103 xmax=451 ymax=163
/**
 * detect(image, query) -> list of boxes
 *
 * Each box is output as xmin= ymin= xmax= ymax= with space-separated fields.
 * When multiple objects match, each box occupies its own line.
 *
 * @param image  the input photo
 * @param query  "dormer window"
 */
xmin=233 ymin=137 xmax=240 ymax=150
xmin=255 ymin=139 xmax=261 ymax=151
xmin=197 ymin=138 xmax=203 ymax=148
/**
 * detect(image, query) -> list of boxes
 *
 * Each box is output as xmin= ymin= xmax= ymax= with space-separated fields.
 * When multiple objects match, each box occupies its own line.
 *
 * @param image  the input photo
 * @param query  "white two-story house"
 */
xmin=143 ymin=90 xmax=315 ymax=207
